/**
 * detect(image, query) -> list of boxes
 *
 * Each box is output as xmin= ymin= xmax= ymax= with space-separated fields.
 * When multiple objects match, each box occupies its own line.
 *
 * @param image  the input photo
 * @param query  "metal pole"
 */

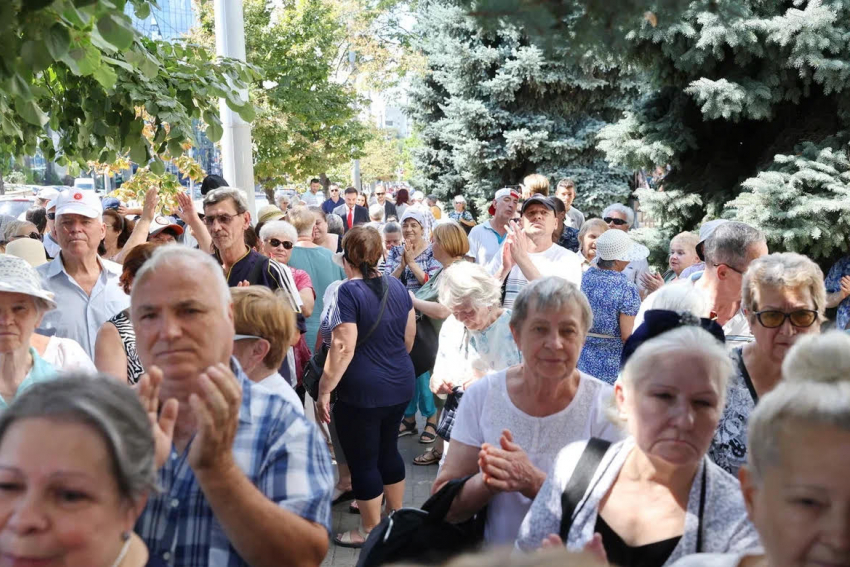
xmin=214 ymin=0 xmax=256 ymax=218
xmin=349 ymin=49 xmax=361 ymax=192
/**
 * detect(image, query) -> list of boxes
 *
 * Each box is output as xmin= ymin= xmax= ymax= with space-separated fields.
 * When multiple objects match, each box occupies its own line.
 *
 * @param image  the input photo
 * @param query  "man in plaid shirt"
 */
xmin=130 ymin=246 xmax=333 ymax=567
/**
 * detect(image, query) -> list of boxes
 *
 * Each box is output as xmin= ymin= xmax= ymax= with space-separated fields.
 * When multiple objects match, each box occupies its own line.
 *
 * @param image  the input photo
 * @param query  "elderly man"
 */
xmin=554 ymin=178 xmax=585 ymax=229
xmin=320 ymin=183 xmax=342 ymax=215
xmin=486 ymin=195 xmax=583 ymax=308
xmin=131 ymin=246 xmax=333 ymax=566
xmin=467 ymin=187 xmax=519 ymax=265
xmin=36 ymin=189 xmax=129 ymax=358
xmin=636 ymin=221 xmax=768 ymax=348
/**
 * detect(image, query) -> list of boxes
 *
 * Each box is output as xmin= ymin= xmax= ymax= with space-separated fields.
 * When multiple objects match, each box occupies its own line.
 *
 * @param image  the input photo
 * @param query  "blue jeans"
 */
xmin=403 ymin=371 xmax=436 ymax=419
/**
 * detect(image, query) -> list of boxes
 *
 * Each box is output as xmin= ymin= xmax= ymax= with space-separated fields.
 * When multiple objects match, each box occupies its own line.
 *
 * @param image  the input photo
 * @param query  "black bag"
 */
xmin=436 ymin=387 xmax=462 ymax=441
xmin=409 ymin=313 xmax=439 ymax=377
xmin=302 ymin=276 xmax=390 ymax=401
xmin=356 ymin=475 xmax=486 ymax=567
xmin=558 ymin=438 xmax=611 ymax=541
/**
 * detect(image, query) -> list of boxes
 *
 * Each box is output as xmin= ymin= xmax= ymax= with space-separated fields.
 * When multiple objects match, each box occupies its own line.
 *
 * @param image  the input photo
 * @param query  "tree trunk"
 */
xmin=319 ymin=172 xmax=330 ymax=191
xmin=264 ymin=187 xmax=275 ymax=205
xmin=0 ymin=168 xmax=4 ymax=196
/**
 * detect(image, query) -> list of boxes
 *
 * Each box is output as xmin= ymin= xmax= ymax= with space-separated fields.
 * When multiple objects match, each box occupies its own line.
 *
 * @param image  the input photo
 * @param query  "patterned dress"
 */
xmin=709 ymin=347 xmax=757 ymax=475
xmin=108 ymin=309 xmax=144 ymax=385
xmin=383 ymin=243 xmax=442 ymax=293
xmin=825 ymin=256 xmax=850 ymax=330
xmin=448 ymin=210 xmax=474 ymax=224
xmin=577 ymin=267 xmax=641 ymax=384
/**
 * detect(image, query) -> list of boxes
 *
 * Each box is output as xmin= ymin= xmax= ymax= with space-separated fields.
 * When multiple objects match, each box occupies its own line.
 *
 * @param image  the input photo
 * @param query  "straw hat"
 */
xmin=595 ymin=229 xmax=649 ymax=263
xmin=5 ymin=238 xmax=48 ymax=268
xmin=257 ymin=205 xmax=285 ymax=224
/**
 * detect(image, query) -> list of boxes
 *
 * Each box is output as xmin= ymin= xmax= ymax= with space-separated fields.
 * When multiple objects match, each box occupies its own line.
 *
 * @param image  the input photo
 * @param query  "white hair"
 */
xmin=259 ymin=220 xmax=297 ymax=243
xmin=437 ymin=261 xmax=502 ymax=311
xmin=369 ymin=203 xmax=385 ymax=221
xmin=454 ymin=195 xmax=466 ymax=204
xmin=649 ymin=281 xmax=709 ymax=318
xmin=602 ymin=203 xmax=635 ymax=227
xmin=131 ymin=245 xmax=230 ymax=314
xmin=748 ymin=332 xmax=850 ymax=480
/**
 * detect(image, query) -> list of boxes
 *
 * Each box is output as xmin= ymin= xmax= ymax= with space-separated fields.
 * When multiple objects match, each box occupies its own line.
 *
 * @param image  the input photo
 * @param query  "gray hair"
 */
xmin=601 ymin=203 xmax=635 ymax=227
xmin=1 ymin=220 xmax=32 ymax=244
xmin=510 ymin=277 xmax=593 ymax=335
xmin=741 ymin=252 xmax=825 ymax=320
xmin=454 ymin=195 xmax=466 ymax=204
xmin=0 ymin=374 xmax=157 ymax=501
xmin=259 ymin=220 xmax=297 ymax=243
xmin=131 ymin=245 xmax=230 ymax=314
xmin=203 ymin=187 xmax=249 ymax=215
xmin=748 ymin=332 xmax=850 ymax=480
xmin=649 ymin=281 xmax=709 ymax=318
xmin=383 ymin=221 xmax=401 ymax=235
xmin=369 ymin=203 xmax=385 ymax=222
xmin=438 ymin=261 xmax=501 ymax=311
xmin=326 ymin=213 xmax=344 ymax=236
xmin=703 ymin=221 xmax=765 ymax=271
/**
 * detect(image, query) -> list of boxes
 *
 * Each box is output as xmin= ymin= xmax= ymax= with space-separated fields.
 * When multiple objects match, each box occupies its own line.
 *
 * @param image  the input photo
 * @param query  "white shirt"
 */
xmin=450 ymin=369 xmax=621 ymax=545
xmin=37 ymin=255 xmax=129 ymax=358
xmin=467 ymin=221 xmax=504 ymax=266
xmin=42 ymin=336 xmax=97 ymax=373
xmin=487 ymin=243 xmax=583 ymax=308
xmin=257 ymin=372 xmax=304 ymax=415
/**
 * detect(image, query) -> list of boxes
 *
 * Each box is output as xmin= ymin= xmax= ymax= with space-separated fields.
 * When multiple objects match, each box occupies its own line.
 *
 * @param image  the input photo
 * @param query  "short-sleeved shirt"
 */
xmin=467 ymin=221 xmax=505 ymax=266
xmin=709 ymin=347 xmax=756 ymax=476
xmin=487 ymin=243 xmax=583 ymax=308
xmin=448 ymin=210 xmax=474 ymax=224
xmin=136 ymin=359 xmax=333 ymax=566
xmin=321 ymin=198 xmax=342 ymax=215
xmin=383 ymin=244 xmax=442 ymax=294
xmin=289 ymin=246 xmax=345 ymax=353
xmin=224 ymin=249 xmax=302 ymax=313
xmin=577 ymin=268 xmax=641 ymax=383
xmin=565 ymin=207 xmax=585 ymax=230
xmin=42 ymin=336 xmax=96 ymax=373
xmin=300 ymin=190 xmax=324 ymax=206
xmin=37 ymin=254 xmax=130 ymax=358
xmin=450 ymin=369 xmax=621 ymax=544
xmin=324 ymin=277 xmax=415 ymax=408
xmin=826 ymin=256 xmax=850 ymax=330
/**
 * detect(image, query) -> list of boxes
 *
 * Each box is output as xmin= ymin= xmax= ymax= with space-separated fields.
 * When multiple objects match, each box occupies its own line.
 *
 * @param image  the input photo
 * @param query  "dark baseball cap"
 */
xmin=520 ymin=194 xmax=556 ymax=215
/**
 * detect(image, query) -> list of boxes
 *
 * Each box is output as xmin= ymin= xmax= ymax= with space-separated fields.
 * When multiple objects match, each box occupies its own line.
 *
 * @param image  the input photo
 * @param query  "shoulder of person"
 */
xmin=100 ymin=257 xmax=123 ymax=276
xmin=550 ymin=438 xmax=623 ymax=490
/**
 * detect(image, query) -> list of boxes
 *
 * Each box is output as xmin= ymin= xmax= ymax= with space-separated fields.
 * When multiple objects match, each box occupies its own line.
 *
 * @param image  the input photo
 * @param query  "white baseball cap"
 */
xmin=54 ymin=189 xmax=102 ymax=219
xmin=148 ymin=215 xmax=184 ymax=237
xmin=36 ymin=187 xmax=60 ymax=202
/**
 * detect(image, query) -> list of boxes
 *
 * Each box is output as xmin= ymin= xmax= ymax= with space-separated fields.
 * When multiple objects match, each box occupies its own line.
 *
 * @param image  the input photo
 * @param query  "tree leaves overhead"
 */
xmin=1 ymin=0 xmax=258 ymax=169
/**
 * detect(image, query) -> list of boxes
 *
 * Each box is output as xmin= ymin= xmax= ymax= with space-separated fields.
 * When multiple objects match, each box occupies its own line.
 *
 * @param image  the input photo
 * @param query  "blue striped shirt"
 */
xmin=136 ymin=359 xmax=334 ymax=566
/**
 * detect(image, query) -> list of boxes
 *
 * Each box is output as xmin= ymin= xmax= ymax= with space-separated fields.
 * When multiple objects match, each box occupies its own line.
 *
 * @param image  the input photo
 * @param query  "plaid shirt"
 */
xmin=136 ymin=359 xmax=333 ymax=566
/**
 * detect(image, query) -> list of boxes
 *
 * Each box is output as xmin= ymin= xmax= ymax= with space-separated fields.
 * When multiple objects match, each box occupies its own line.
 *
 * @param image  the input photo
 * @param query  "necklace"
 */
xmin=110 ymin=537 xmax=132 ymax=567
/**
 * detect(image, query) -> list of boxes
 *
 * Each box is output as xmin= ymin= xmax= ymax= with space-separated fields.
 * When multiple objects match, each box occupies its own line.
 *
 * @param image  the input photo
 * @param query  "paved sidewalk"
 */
xmin=322 ymin=416 xmax=441 ymax=567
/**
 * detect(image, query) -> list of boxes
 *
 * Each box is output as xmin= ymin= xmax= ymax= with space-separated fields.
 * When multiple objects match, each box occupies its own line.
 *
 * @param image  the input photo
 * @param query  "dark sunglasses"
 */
xmin=754 ymin=309 xmax=818 ymax=329
xmin=375 ymin=192 xmax=385 ymax=196
xmin=10 ymin=232 xmax=42 ymax=242
xmin=265 ymin=238 xmax=293 ymax=250
xmin=603 ymin=217 xmax=628 ymax=226
xmin=47 ymin=212 xmax=56 ymax=220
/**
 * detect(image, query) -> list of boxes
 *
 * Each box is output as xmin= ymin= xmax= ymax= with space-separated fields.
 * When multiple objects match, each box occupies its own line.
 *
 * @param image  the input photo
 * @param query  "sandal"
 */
xmin=413 ymin=447 xmax=442 ymax=466
xmin=398 ymin=418 xmax=417 ymax=438
xmin=334 ymin=525 xmax=370 ymax=548
xmin=419 ymin=421 xmax=437 ymax=444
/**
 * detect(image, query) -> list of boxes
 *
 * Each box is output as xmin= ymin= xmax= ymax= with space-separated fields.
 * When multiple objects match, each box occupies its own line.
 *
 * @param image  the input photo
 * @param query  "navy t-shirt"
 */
xmin=331 ymin=277 xmax=415 ymax=408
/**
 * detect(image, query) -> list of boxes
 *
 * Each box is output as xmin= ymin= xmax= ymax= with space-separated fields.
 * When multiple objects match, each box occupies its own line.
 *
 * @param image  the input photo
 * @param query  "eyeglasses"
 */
xmin=265 ymin=238 xmax=293 ymax=249
xmin=754 ymin=309 xmax=819 ymax=329
xmin=47 ymin=212 xmax=56 ymax=220
xmin=330 ymin=189 xmax=339 ymax=193
xmin=10 ymin=232 xmax=42 ymax=242
xmin=603 ymin=217 xmax=628 ymax=226
xmin=716 ymin=262 xmax=744 ymax=275
xmin=375 ymin=192 xmax=385 ymax=196
xmin=203 ymin=212 xmax=241 ymax=226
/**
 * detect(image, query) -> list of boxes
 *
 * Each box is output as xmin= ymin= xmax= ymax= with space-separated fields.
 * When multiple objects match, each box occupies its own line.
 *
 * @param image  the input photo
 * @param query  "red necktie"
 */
xmin=348 ymin=208 xmax=353 ymax=229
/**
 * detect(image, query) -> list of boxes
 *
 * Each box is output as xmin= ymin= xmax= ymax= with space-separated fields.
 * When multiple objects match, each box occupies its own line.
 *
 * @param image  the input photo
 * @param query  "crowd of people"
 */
xmin=0 ymin=171 xmax=848 ymax=567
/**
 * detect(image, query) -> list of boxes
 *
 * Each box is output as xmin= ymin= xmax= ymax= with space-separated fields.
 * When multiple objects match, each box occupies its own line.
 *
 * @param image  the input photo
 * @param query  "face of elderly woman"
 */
xmin=581 ymin=226 xmax=605 ymax=260
xmin=451 ymin=300 xmax=495 ymax=332
xmin=312 ymin=216 xmax=327 ymax=241
xmin=510 ymin=300 xmax=584 ymax=380
xmin=262 ymin=232 xmax=294 ymax=265
xmin=750 ymin=286 xmax=820 ymax=363
xmin=402 ymin=219 xmax=423 ymax=243
xmin=0 ymin=418 xmax=142 ymax=566
xmin=616 ymin=351 xmax=722 ymax=466
xmin=0 ymin=294 xmax=43 ymax=354
xmin=741 ymin=422 xmax=850 ymax=567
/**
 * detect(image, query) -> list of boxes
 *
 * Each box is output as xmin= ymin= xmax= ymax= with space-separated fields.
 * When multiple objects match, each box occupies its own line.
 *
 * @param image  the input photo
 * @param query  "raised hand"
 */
xmin=175 ymin=191 xmax=197 ymax=224
xmin=840 ymin=275 xmax=850 ymax=299
xmin=136 ymin=365 xmax=179 ymax=469
xmin=640 ymin=272 xmax=665 ymax=294
xmin=141 ymin=187 xmax=159 ymax=221
xmin=187 ymin=363 xmax=242 ymax=473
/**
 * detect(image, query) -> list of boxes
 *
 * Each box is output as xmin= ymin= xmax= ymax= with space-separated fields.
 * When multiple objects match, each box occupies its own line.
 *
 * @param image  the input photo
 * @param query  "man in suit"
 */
xmin=374 ymin=186 xmax=397 ymax=221
xmin=333 ymin=186 xmax=369 ymax=232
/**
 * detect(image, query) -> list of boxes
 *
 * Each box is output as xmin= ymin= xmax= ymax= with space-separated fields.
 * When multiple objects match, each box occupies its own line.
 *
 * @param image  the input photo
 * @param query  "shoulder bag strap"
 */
xmin=356 ymin=276 xmax=390 ymax=348
xmin=558 ymin=438 xmax=612 ymax=541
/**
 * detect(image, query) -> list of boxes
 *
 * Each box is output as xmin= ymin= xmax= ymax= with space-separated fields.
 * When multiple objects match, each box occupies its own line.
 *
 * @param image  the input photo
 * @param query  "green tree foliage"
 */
xmin=1 ymin=0 xmax=255 ymax=172
xmin=406 ymin=0 xmax=635 ymax=215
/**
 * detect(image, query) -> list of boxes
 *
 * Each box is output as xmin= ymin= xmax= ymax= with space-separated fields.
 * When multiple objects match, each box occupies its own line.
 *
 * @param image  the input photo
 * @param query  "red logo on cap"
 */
xmin=73 ymin=192 xmax=83 ymax=200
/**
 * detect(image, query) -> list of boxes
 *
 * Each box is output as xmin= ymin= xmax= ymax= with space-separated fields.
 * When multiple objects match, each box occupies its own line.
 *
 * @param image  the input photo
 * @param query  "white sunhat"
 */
xmin=595 ymin=229 xmax=649 ymax=263
xmin=54 ymin=189 xmax=102 ymax=219
xmin=0 ymin=255 xmax=56 ymax=309
xmin=5 ymin=238 xmax=48 ymax=268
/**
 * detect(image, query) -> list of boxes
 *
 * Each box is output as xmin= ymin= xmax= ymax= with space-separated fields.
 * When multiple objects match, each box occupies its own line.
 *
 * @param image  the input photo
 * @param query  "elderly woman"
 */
xmin=518 ymin=324 xmax=760 ymax=565
xmin=577 ymin=219 xmax=608 ymax=272
xmin=671 ymin=331 xmax=850 ymax=567
xmin=709 ymin=252 xmax=825 ymax=475
xmin=384 ymin=209 xmax=442 ymax=294
xmin=0 ymin=256 xmax=57 ymax=404
xmin=309 ymin=206 xmax=340 ymax=253
xmin=413 ymin=261 xmax=522 ymax=467
xmin=449 ymin=195 xmax=476 ymax=231
xmin=401 ymin=222 xmax=469 ymax=446
xmin=577 ymin=230 xmax=645 ymax=384
xmin=94 ymin=242 xmax=161 ymax=384
xmin=367 ymin=203 xmax=385 ymax=230
xmin=259 ymin=219 xmax=315 ymax=318
xmin=642 ymin=231 xmax=700 ymax=294
xmin=1 ymin=220 xmax=40 ymax=249
xmin=315 ymin=226 xmax=416 ymax=548
xmin=0 ymin=375 xmax=166 ymax=566
xmin=434 ymin=277 xmax=621 ymax=545
xmin=601 ymin=203 xmax=650 ymax=294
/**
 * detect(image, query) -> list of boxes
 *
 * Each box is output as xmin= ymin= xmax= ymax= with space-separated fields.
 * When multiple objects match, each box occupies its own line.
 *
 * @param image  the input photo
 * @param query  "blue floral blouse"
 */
xmin=383 ymin=244 xmax=442 ymax=293
xmin=577 ymin=267 xmax=641 ymax=384
xmin=449 ymin=210 xmax=474 ymax=224
xmin=826 ymin=256 xmax=850 ymax=331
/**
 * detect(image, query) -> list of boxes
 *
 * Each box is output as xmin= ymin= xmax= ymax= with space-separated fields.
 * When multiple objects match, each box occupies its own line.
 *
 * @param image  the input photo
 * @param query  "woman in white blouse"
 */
xmin=517 ymin=324 xmax=759 ymax=566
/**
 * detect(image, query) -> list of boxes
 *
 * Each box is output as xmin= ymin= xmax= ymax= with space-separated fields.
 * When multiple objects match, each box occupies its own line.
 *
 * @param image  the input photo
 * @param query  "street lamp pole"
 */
xmin=213 ymin=0 xmax=256 ymax=217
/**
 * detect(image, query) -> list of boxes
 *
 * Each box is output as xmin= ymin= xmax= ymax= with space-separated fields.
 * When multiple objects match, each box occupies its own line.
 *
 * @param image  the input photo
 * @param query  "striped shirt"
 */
xmin=136 ymin=359 xmax=334 ymax=566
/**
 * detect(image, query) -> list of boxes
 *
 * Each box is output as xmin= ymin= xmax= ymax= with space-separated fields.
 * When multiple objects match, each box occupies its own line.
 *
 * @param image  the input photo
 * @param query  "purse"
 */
xmin=301 ymin=276 xmax=390 ymax=401
xmin=409 ymin=312 xmax=440 ymax=376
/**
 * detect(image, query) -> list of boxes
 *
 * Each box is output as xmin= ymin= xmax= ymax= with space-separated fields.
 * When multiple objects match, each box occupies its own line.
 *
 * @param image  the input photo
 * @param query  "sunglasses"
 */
xmin=203 ymin=212 xmax=240 ymax=226
xmin=10 ymin=232 xmax=42 ymax=242
xmin=603 ymin=217 xmax=628 ymax=226
xmin=265 ymin=238 xmax=293 ymax=250
xmin=754 ymin=309 xmax=818 ymax=329
xmin=375 ymin=192 xmax=385 ymax=196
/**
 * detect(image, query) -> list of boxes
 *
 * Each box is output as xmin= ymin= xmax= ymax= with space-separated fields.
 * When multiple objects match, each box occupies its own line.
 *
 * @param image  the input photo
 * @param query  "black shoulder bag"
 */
xmin=559 ymin=438 xmax=612 ymax=541
xmin=302 ymin=276 xmax=390 ymax=402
